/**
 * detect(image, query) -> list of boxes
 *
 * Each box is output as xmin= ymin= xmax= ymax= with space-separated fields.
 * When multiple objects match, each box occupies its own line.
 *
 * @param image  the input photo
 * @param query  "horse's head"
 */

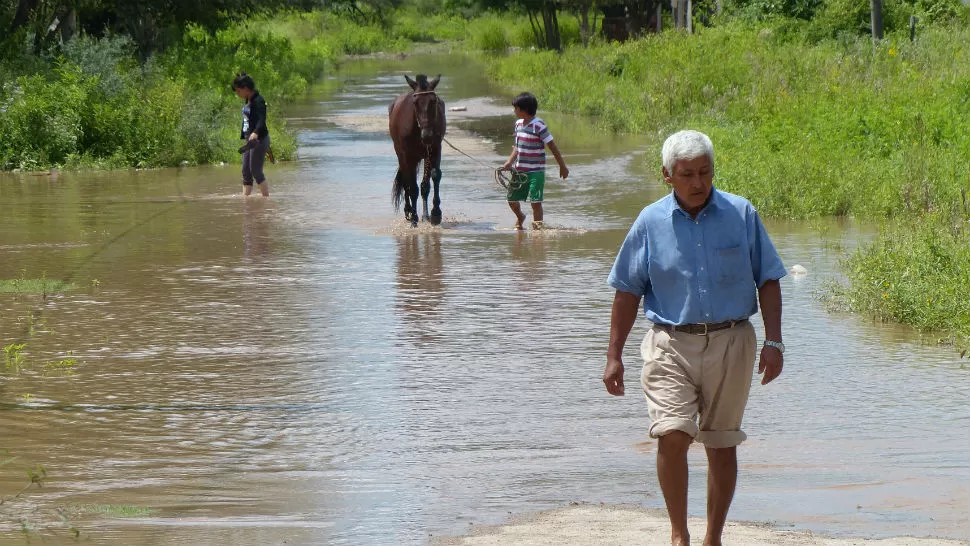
xmin=405 ymin=74 xmax=442 ymax=142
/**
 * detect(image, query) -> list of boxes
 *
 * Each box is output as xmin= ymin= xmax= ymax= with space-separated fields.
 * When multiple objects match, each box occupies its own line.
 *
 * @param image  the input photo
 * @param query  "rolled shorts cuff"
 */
xmin=695 ymin=430 xmax=747 ymax=448
xmin=648 ymin=417 xmax=699 ymax=440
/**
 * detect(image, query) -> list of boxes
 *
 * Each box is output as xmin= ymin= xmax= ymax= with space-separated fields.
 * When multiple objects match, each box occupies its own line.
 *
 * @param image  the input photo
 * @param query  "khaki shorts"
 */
xmin=640 ymin=321 xmax=757 ymax=448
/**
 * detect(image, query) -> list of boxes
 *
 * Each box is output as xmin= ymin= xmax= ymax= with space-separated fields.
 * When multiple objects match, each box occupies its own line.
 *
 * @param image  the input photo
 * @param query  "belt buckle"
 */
xmin=698 ymin=323 xmax=708 ymax=336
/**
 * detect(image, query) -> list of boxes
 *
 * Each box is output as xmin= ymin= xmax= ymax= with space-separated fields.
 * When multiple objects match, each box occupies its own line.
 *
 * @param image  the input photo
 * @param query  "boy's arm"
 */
xmin=503 ymin=149 xmax=517 ymax=170
xmin=547 ymin=140 xmax=569 ymax=179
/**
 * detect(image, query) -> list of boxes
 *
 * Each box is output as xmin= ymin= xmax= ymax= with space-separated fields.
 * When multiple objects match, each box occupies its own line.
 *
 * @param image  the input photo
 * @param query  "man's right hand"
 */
xmin=603 ymin=357 xmax=625 ymax=396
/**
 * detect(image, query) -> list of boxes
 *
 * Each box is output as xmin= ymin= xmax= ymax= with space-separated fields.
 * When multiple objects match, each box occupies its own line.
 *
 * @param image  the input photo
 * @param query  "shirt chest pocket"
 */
xmin=714 ymin=246 xmax=746 ymax=286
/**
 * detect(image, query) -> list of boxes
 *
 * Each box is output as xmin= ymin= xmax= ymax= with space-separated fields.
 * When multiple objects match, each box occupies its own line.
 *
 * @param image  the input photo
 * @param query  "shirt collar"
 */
xmin=664 ymin=187 xmax=724 ymax=219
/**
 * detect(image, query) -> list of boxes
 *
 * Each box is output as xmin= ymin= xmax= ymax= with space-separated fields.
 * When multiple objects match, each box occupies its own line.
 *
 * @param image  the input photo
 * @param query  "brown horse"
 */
xmin=388 ymin=74 xmax=446 ymax=227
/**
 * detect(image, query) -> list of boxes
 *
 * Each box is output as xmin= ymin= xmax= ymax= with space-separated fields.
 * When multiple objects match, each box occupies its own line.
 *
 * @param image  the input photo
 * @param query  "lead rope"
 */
xmin=441 ymin=137 xmax=524 ymax=192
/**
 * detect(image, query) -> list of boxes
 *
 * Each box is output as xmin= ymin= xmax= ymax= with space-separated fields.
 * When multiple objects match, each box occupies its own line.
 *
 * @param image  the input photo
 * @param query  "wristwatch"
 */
xmin=763 ymin=340 xmax=785 ymax=354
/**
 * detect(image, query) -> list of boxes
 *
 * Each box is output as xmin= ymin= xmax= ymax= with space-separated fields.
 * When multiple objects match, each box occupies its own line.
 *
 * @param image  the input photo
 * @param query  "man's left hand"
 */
xmin=758 ymin=346 xmax=783 ymax=385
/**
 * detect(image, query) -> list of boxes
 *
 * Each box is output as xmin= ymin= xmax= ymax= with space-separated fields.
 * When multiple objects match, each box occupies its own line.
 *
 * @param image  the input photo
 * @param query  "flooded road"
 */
xmin=0 ymin=54 xmax=967 ymax=545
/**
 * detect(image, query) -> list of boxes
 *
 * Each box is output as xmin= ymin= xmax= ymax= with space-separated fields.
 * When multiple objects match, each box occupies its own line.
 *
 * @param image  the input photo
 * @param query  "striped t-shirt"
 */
xmin=513 ymin=117 xmax=554 ymax=172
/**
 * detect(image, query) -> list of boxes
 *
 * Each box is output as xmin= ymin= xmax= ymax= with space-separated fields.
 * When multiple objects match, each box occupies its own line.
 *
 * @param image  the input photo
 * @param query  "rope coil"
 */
xmin=494 ymin=166 xmax=526 ymax=192
xmin=442 ymin=136 xmax=522 ymax=194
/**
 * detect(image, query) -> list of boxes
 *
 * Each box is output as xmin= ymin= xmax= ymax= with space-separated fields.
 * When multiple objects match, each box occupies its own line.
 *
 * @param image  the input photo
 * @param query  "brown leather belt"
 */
xmin=654 ymin=319 xmax=747 ymax=336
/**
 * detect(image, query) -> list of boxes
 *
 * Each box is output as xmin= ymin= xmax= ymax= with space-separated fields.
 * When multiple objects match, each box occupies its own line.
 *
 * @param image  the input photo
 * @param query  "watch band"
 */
xmin=763 ymin=340 xmax=785 ymax=354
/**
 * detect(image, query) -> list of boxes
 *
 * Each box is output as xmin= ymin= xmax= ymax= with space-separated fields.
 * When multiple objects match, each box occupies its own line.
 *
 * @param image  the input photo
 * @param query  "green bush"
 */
xmin=0 ymin=68 xmax=87 ymax=170
xmin=0 ymin=8 xmax=403 ymax=171
xmin=472 ymin=17 xmax=510 ymax=52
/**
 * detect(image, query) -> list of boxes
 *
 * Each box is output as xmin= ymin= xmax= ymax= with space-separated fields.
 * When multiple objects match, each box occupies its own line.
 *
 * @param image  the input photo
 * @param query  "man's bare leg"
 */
xmin=703 ymin=446 xmax=738 ymax=546
xmin=257 ymin=181 xmax=269 ymax=197
xmin=243 ymin=184 xmax=253 ymax=197
xmin=658 ymin=431 xmax=692 ymax=546
xmin=508 ymin=201 xmax=526 ymax=229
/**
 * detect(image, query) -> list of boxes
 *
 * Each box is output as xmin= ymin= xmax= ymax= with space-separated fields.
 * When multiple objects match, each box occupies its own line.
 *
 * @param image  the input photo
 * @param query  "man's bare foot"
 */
xmin=514 ymin=212 xmax=526 ymax=230
xmin=672 ymin=532 xmax=690 ymax=546
xmin=531 ymin=220 xmax=544 ymax=230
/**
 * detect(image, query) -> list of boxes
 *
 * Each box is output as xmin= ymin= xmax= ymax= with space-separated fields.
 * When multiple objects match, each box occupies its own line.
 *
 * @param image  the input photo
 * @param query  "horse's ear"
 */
xmin=429 ymin=74 xmax=441 ymax=90
xmin=405 ymin=75 xmax=418 ymax=90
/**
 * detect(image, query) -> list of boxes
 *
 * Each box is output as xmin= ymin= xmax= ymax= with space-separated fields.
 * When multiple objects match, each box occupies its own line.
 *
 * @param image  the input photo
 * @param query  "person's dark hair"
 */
xmin=512 ymin=92 xmax=538 ymax=116
xmin=232 ymin=72 xmax=256 ymax=91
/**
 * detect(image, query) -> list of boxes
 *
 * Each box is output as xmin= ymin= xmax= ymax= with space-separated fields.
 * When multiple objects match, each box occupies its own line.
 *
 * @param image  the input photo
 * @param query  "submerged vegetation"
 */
xmin=826 ymin=213 xmax=970 ymax=349
xmin=0 ymin=278 xmax=76 ymax=294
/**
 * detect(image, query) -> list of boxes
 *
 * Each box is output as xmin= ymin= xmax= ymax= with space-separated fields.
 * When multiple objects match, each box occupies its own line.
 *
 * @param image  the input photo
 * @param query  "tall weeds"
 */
xmin=481 ymin=21 xmax=970 ymax=220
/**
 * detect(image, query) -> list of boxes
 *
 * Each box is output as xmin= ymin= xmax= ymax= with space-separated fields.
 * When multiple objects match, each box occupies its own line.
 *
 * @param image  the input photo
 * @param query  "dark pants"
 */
xmin=242 ymin=135 xmax=270 ymax=185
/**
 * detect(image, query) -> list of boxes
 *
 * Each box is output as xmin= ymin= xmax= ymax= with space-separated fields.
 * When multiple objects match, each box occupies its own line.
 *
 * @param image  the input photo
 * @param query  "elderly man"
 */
xmin=603 ymin=130 xmax=786 ymax=546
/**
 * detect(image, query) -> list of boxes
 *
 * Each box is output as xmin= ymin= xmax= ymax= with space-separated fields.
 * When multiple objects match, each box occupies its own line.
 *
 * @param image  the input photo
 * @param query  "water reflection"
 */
xmin=395 ymin=232 xmax=445 ymax=343
xmin=242 ymin=199 xmax=272 ymax=260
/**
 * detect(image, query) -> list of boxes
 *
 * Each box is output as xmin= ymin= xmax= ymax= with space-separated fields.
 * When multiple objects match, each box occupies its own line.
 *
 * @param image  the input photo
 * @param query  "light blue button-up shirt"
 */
xmin=608 ymin=188 xmax=787 ymax=325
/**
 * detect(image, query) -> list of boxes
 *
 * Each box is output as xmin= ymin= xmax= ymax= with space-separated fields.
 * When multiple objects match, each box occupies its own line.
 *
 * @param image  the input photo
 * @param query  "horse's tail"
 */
xmin=392 ymin=169 xmax=404 ymax=211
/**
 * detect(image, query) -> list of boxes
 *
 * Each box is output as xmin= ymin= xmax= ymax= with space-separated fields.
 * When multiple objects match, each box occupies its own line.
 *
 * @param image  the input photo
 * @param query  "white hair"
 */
xmin=661 ymin=130 xmax=714 ymax=174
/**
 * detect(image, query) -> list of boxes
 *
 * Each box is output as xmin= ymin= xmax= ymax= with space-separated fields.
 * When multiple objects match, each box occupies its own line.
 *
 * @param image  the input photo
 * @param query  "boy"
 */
xmin=232 ymin=72 xmax=270 ymax=197
xmin=502 ymin=92 xmax=569 ymax=230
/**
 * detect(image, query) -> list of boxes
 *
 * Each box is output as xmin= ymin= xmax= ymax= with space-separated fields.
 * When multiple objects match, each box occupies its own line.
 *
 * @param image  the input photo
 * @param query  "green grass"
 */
xmin=0 ymin=279 xmax=76 ymax=294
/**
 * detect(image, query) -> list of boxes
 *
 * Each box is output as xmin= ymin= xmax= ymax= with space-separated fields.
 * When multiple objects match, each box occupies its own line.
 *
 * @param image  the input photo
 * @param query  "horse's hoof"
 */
xmin=430 ymin=212 xmax=442 ymax=226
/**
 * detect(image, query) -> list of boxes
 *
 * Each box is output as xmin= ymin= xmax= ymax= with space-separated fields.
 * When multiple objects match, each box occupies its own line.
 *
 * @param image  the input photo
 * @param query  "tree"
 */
xmin=1 ymin=0 xmax=319 ymax=59
xmin=518 ymin=0 xmax=562 ymax=50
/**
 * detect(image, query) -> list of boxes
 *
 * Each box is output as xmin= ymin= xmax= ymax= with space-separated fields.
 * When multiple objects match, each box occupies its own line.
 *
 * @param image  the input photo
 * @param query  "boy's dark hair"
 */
xmin=512 ymin=92 xmax=538 ymax=116
xmin=232 ymin=72 xmax=255 ymax=91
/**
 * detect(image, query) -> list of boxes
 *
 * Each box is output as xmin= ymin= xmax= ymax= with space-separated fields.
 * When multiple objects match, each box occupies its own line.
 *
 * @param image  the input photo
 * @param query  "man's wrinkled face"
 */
xmin=663 ymin=155 xmax=714 ymax=214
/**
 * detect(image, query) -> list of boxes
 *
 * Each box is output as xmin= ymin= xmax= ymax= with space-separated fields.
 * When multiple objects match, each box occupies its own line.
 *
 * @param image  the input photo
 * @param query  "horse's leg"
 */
xmin=407 ymin=161 xmax=420 ymax=227
xmin=420 ymin=155 xmax=432 ymax=223
xmin=429 ymin=144 xmax=443 ymax=226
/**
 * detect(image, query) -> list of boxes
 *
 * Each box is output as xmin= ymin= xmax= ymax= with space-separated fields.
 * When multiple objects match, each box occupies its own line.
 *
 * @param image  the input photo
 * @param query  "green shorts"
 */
xmin=507 ymin=170 xmax=545 ymax=202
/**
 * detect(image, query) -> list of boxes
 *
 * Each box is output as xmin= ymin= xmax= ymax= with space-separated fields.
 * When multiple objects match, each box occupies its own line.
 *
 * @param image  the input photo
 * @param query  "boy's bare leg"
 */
xmin=243 ymin=184 xmax=253 ymax=197
xmin=530 ymin=202 xmax=543 ymax=229
xmin=508 ymin=201 xmax=527 ymax=229
xmin=257 ymin=181 xmax=269 ymax=197
xmin=703 ymin=446 xmax=738 ymax=546
xmin=658 ymin=431 xmax=691 ymax=546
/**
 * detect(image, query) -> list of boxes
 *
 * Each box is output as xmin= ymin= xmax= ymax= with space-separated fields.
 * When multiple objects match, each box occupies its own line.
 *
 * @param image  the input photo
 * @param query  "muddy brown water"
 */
xmin=0 ymin=54 xmax=967 ymax=545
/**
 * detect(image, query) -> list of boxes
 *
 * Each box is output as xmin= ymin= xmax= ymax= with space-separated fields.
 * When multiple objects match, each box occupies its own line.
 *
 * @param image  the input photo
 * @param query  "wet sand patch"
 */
xmin=431 ymin=504 xmax=969 ymax=546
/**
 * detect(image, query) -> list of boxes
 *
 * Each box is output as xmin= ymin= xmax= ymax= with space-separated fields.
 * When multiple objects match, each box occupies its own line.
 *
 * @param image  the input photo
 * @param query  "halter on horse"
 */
xmin=388 ymin=74 xmax=446 ymax=227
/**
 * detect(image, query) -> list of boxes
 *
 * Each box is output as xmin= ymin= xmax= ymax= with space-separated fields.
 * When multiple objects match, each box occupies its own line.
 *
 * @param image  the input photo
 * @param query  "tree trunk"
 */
xmin=60 ymin=6 xmax=76 ymax=43
xmin=10 ymin=0 xmax=39 ymax=33
xmin=686 ymin=0 xmax=692 ymax=33
xmin=579 ymin=5 xmax=589 ymax=46
xmin=527 ymin=0 xmax=561 ymax=51
xmin=542 ymin=2 xmax=561 ymax=50
xmin=870 ymin=0 xmax=884 ymax=40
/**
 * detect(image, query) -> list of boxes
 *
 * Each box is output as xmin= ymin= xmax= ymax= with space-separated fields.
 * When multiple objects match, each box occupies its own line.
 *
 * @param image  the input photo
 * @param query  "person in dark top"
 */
xmin=232 ymin=72 xmax=270 ymax=197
